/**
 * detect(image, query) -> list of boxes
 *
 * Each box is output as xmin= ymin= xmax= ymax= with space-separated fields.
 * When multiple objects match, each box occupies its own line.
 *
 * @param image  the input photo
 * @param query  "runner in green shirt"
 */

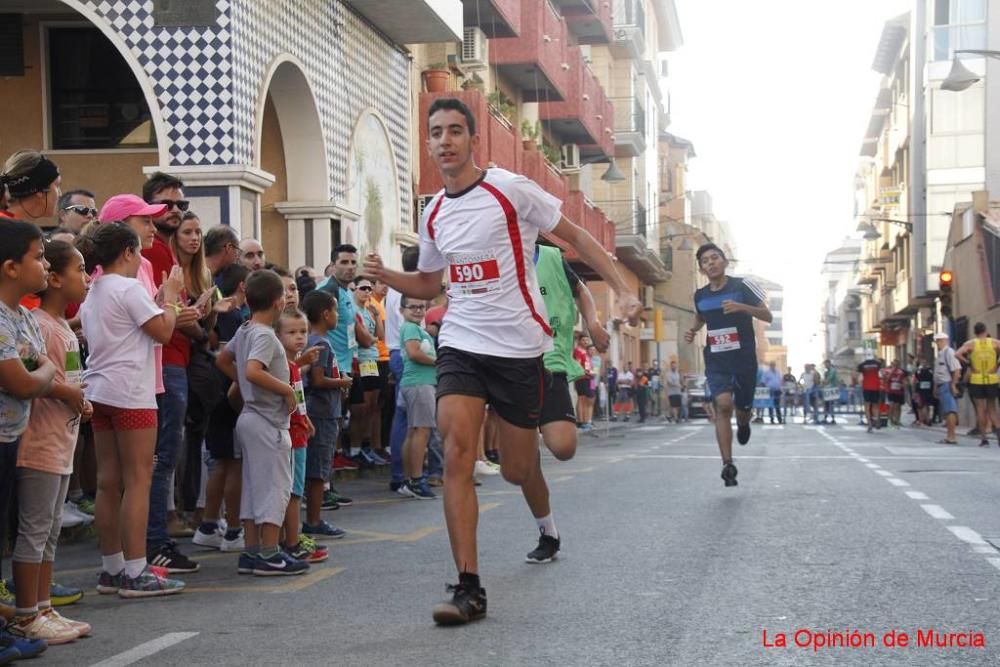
xmin=520 ymin=243 xmax=607 ymax=564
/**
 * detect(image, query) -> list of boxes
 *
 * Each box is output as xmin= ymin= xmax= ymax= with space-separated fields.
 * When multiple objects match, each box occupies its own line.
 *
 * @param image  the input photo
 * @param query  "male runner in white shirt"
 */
xmin=364 ymin=98 xmax=639 ymax=626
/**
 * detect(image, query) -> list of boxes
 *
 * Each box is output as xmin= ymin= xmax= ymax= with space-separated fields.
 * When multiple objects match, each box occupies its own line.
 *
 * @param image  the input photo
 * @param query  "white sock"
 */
xmin=102 ymin=551 xmax=126 ymax=575
xmin=536 ymin=514 xmax=558 ymax=539
xmin=124 ymin=557 xmax=147 ymax=579
xmin=37 ymin=600 xmax=51 ymax=610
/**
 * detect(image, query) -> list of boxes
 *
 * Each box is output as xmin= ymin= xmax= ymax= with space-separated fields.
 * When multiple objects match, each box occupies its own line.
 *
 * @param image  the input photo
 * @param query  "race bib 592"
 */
xmin=707 ymin=327 xmax=741 ymax=353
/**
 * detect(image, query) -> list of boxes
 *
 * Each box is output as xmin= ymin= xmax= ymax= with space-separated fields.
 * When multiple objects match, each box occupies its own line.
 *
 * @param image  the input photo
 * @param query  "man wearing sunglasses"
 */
xmin=56 ymin=189 xmax=97 ymax=235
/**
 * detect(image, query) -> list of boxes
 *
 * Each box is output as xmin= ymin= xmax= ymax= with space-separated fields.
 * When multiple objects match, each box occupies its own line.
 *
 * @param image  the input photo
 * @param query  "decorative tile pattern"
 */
xmin=78 ymin=0 xmax=410 ymax=223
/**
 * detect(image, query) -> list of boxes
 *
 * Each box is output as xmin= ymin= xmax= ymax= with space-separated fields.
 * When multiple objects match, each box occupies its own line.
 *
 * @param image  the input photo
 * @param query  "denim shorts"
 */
xmin=937 ymin=383 xmax=959 ymax=415
xmin=306 ymin=417 xmax=338 ymax=482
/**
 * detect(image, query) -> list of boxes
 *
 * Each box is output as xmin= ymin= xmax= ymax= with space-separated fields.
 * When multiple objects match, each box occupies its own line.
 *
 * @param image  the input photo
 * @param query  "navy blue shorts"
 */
xmin=706 ymin=368 xmax=756 ymax=412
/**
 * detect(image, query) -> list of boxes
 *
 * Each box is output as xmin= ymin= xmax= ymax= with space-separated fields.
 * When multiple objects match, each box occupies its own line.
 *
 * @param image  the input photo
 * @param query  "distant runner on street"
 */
xmin=684 ymin=244 xmax=771 ymax=487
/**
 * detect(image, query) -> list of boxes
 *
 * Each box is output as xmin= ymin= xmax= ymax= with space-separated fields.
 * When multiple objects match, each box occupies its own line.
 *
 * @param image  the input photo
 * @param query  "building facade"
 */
xmin=0 ymin=0 xmax=463 ymax=270
xmin=820 ymin=239 xmax=865 ymax=378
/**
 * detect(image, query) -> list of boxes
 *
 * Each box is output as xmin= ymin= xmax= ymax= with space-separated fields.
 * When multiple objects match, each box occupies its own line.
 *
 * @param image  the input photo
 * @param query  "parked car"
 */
xmin=685 ymin=375 xmax=709 ymax=419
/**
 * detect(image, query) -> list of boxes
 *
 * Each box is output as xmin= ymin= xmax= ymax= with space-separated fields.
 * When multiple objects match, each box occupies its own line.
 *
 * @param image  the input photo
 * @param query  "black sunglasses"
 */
xmin=356 ymin=285 xmax=373 ymax=292
xmin=63 ymin=205 xmax=97 ymax=217
xmin=156 ymin=199 xmax=190 ymax=212
xmin=404 ymin=304 xmax=426 ymax=310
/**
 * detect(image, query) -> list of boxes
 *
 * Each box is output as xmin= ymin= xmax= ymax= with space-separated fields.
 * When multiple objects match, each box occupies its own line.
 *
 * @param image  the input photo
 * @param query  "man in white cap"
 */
xmin=933 ymin=332 xmax=962 ymax=444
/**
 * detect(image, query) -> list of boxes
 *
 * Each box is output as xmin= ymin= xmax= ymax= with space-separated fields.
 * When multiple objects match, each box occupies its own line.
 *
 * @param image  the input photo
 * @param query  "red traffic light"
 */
xmin=940 ymin=270 xmax=954 ymax=288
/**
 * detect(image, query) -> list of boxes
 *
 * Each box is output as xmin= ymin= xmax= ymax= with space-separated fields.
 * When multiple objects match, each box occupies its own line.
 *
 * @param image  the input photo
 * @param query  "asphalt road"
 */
xmin=21 ymin=414 xmax=1000 ymax=666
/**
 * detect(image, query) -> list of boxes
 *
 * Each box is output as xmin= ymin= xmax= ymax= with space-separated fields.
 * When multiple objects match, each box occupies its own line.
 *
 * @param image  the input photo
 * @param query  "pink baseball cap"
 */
xmin=98 ymin=194 xmax=168 ymax=223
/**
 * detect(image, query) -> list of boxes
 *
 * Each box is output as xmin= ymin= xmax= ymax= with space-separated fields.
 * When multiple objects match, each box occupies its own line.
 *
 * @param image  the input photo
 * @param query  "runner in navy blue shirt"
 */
xmin=685 ymin=244 xmax=772 ymax=487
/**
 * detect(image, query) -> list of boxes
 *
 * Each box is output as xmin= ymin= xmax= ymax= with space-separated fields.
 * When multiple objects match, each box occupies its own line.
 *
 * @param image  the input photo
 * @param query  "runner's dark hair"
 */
xmin=331 ymin=243 xmax=357 ymax=262
xmin=974 ymin=321 xmax=987 ymax=335
xmin=428 ymin=98 xmax=477 ymax=136
xmin=245 ymin=269 xmax=285 ymax=312
xmin=401 ymin=245 xmax=419 ymax=272
xmin=302 ymin=288 xmax=336 ymax=324
xmin=695 ymin=243 xmax=726 ymax=264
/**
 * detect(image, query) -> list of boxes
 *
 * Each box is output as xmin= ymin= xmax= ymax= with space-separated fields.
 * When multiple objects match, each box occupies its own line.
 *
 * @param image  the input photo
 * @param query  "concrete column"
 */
xmin=287 ymin=218 xmax=307 ymax=270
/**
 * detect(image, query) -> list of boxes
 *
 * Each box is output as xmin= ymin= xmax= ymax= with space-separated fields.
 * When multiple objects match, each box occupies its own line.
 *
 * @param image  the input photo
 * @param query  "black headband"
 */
xmin=2 ymin=156 xmax=60 ymax=199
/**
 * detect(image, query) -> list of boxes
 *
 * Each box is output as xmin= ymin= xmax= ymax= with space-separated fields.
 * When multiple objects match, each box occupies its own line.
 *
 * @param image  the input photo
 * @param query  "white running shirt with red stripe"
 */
xmin=418 ymin=168 xmax=562 ymax=358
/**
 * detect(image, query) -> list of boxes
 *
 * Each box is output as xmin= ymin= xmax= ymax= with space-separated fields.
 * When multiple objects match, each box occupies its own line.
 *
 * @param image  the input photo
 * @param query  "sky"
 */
xmin=667 ymin=0 xmax=910 ymax=370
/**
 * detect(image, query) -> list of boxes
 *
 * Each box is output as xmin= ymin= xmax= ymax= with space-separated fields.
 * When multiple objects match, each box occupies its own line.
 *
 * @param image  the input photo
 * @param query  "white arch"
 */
xmin=254 ymin=54 xmax=328 ymax=201
xmin=346 ymin=107 xmax=401 ymax=213
xmin=57 ymin=0 xmax=171 ymax=165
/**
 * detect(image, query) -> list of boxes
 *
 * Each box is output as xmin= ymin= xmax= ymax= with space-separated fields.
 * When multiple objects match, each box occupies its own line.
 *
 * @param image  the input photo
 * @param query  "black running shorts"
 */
xmin=573 ymin=378 xmax=594 ymax=399
xmin=888 ymin=393 xmax=905 ymax=405
xmin=541 ymin=372 xmax=576 ymax=426
xmin=436 ymin=346 xmax=544 ymax=429
xmin=863 ymin=390 xmax=881 ymax=404
xmin=969 ymin=384 xmax=999 ymax=401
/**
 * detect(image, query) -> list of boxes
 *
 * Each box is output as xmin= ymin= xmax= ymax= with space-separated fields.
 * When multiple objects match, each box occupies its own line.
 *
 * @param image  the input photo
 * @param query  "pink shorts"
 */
xmin=90 ymin=402 xmax=158 ymax=433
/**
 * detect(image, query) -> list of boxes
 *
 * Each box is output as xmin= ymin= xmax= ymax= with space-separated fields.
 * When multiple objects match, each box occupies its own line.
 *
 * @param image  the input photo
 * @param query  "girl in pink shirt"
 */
xmin=12 ymin=240 xmax=92 ymax=642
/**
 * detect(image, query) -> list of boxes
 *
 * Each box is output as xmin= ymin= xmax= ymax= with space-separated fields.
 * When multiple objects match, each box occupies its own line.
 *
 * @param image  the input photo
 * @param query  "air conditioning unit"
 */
xmin=641 ymin=286 xmax=654 ymax=309
xmin=561 ymin=143 xmax=581 ymax=171
xmin=461 ymin=27 xmax=487 ymax=68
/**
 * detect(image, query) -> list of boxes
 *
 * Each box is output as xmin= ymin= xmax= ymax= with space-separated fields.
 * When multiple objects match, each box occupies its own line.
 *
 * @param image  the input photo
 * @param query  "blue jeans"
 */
xmin=388 ymin=350 xmax=407 ymax=484
xmin=148 ymin=365 xmax=188 ymax=548
xmin=426 ymin=429 xmax=444 ymax=478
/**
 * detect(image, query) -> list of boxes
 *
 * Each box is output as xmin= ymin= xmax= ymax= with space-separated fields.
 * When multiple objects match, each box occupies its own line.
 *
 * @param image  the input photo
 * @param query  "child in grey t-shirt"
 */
xmin=217 ymin=270 xmax=307 ymax=576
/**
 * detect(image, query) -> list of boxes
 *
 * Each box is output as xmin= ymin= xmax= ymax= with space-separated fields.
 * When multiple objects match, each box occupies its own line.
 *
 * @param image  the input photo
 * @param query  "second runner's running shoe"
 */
xmin=432 ymin=582 xmax=487 ymax=626
xmin=525 ymin=534 xmax=560 ymax=564
xmin=721 ymin=462 xmax=738 ymax=487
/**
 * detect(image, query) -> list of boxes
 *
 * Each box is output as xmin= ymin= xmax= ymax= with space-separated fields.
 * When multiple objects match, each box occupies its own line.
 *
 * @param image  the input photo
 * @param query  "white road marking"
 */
xmin=857 ymin=457 xmax=870 ymax=463
xmin=865 ymin=463 xmax=881 ymax=469
xmin=921 ymin=504 xmax=954 ymax=520
xmin=986 ymin=558 xmax=1000 ymax=571
xmin=948 ymin=526 xmax=988 ymax=545
xmin=905 ymin=491 xmax=929 ymax=500
xmin=875 ymin=470 xmax=893 ymax=477
xmin=973 ymin=546 xmax=998 ymax=554
xmin=90 ymin=632 xmax=200 ymax=667
xmin=634 ymin=426 xmax=665 ymax=432
xmin=762 ymin=425 xmax=784 ymax=430
xmin=886 ymin=478 xmax=910 ymax=487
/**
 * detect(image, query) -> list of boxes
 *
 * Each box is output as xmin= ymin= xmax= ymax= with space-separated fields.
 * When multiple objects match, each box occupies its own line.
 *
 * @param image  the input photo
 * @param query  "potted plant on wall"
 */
xmin=422 ymin=63 xmax=451 ymax=93
xmin=541 ymin=142 xmax=562 ymax=168
xmin=520 ymin=120 xmax=540 ymax=151
xmin=487 ymin=90 xmax=516 ymax=126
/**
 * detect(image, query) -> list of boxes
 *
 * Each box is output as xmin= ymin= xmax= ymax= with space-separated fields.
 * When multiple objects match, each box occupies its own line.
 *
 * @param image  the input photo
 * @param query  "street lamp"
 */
xmin=601 ymin=159 xmax=626 ymax=182
xmin=942 ymin=49 xmax=1000 ymax=92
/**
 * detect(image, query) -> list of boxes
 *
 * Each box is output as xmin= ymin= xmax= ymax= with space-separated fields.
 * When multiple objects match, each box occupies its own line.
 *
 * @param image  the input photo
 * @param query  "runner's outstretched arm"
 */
xmin=551 ymin=218 xmax=641 ymax=324
xmin=362 ymin=255 xmax=444 ymax=301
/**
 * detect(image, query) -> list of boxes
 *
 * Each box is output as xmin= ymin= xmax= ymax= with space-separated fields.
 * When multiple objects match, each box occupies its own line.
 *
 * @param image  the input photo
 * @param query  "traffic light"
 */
xmin=939 ymin=270 xmax=954 ymax=318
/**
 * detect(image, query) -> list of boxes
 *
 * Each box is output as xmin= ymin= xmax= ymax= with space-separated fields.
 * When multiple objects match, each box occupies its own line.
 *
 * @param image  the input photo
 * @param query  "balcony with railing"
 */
xmin=490 ymin=0 xmax=570 ymax=101
xmin=550 ymin=0 xmax=612 ymax=44
xmin=538 ymin=46 xmax=615 ymax=162
xmin=594 ymin=197 xmax=667 ymax=283
xmin=461 ymin=0 xmax=520 ymax=37
xmin=929 ymin=22 xmax=987 ymax=62
xmin=611 ymin=0 xmax=646 ymax=60
xmin=611 ymin=96 xmax=646 ymax=157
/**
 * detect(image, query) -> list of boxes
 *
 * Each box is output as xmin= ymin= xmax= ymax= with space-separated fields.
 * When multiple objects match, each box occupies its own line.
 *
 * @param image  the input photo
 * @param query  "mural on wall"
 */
xmin=348 ymin=111 xmax=399 ymax=267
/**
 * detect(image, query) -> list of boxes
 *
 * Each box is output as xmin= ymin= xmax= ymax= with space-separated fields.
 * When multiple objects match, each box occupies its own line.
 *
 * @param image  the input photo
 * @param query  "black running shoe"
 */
xmin=737 ymin=421 xmax=751 ymax=445
xmin=432 ymin=582 xmax=487 ymax=626
xmin=721 ymin=462 xmax=738 ymax=487
xmin=147 ymin=540 xmax=200 ymax=573
xmin=526 ymin=534 xmax=560 ymax=564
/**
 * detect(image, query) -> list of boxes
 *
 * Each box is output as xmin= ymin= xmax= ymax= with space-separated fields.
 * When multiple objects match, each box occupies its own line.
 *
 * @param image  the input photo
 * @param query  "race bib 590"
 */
xmin=449 ymin=251 xmax=501 ymax=297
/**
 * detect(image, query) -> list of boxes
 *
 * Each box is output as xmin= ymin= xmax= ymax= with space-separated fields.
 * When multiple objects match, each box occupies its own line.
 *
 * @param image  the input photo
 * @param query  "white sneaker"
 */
xmin=11 ymin=612 xmax=80 ymax=644
xmin=192 ymin=524 xmax=223 ymax=549
xmin=59 ymin=504 xmax=88 ymax=529
xmin=221 ymin=531 xmax=245 ymax=552
xmin=42 ymin=608 xmax=91 ymax=636
xmin=475 ymin=460 xmax=499 ymax=477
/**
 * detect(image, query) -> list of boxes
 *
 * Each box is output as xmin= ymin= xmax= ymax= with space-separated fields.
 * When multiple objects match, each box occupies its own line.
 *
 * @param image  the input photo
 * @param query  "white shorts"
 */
xmin=236 ymin=412 xmax=292 ymax=527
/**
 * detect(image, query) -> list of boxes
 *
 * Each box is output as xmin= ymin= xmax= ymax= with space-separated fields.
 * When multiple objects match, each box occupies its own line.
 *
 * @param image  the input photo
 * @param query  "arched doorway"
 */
xmin=255 ymin=56 xmax=332 ymax=270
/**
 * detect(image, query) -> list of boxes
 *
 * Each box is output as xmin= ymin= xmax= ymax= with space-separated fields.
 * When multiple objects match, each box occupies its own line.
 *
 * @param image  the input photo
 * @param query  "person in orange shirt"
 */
xmin=371 ymin=280 xmax=392 ymax=459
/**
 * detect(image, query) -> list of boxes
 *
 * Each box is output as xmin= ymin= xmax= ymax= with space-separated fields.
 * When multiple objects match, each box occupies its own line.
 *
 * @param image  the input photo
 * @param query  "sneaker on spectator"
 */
xmin=474 ymin=460 xmax=499 ymax=477
xmin=118 ymin=567 xmax=185 ymax=598
xmin=147 ymin=540 xmax=200 ymax=573
xmin=96 ymin=571 xmax=124 ymax=595
xmin=332 ymin=452 xmax=358 ymax=471
xmin=485 ymin=450 xmax=500 ymax=465
xmin=408 ymin=479 xmax=437 ymax=500
xmin=237 ymin=553 xmax=256 ymax=575
xmin=320 ymin=493 xmax=339 ymax=511
xmin=49 ymin=582 xmax=84 ymax=607
xmin=3 ymin=580 xmax=82 ymax=608
xmin=221 ymin=530 xmax=245 ymax=553
xmin=40 ymin=608 xmax=90 ymax=637
xmin=192 ymin=523 xmax=224 ymax=550
xmin=61 ymin=502 xmax=93 ymax=527
xmin=427 ymin=476 xmax=444 ymax=487
xmin=302 ymin=520 xmax=346 ymax=539
xmin=252 ymin=551 xmax=308 ymax=577
xmin=365 ymin=449 xmax=389 ymax=466
xmin=285 ymin=536 xmax=328 ymax=564
xmin=328 ymin=487 xmax=352 ymax=506
xmin=349 ymin=452 xmax=375 ymax=470
xmin=0 ymin=625 xmax=47 ymax=661
xmin=297 ymin=536 xmax=328 ymax=562
xmin=167 ymin=514 xmax=195 ymax=538
xmin=59 ymin=508 xmax=84 ymax=529
xmin=389 ymin=480 xmax=403 ymax=492
xmin=0 ymin=581 xmax=13 ymax=610
xmin=9 ymin=612 xmax=79 ymax=645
